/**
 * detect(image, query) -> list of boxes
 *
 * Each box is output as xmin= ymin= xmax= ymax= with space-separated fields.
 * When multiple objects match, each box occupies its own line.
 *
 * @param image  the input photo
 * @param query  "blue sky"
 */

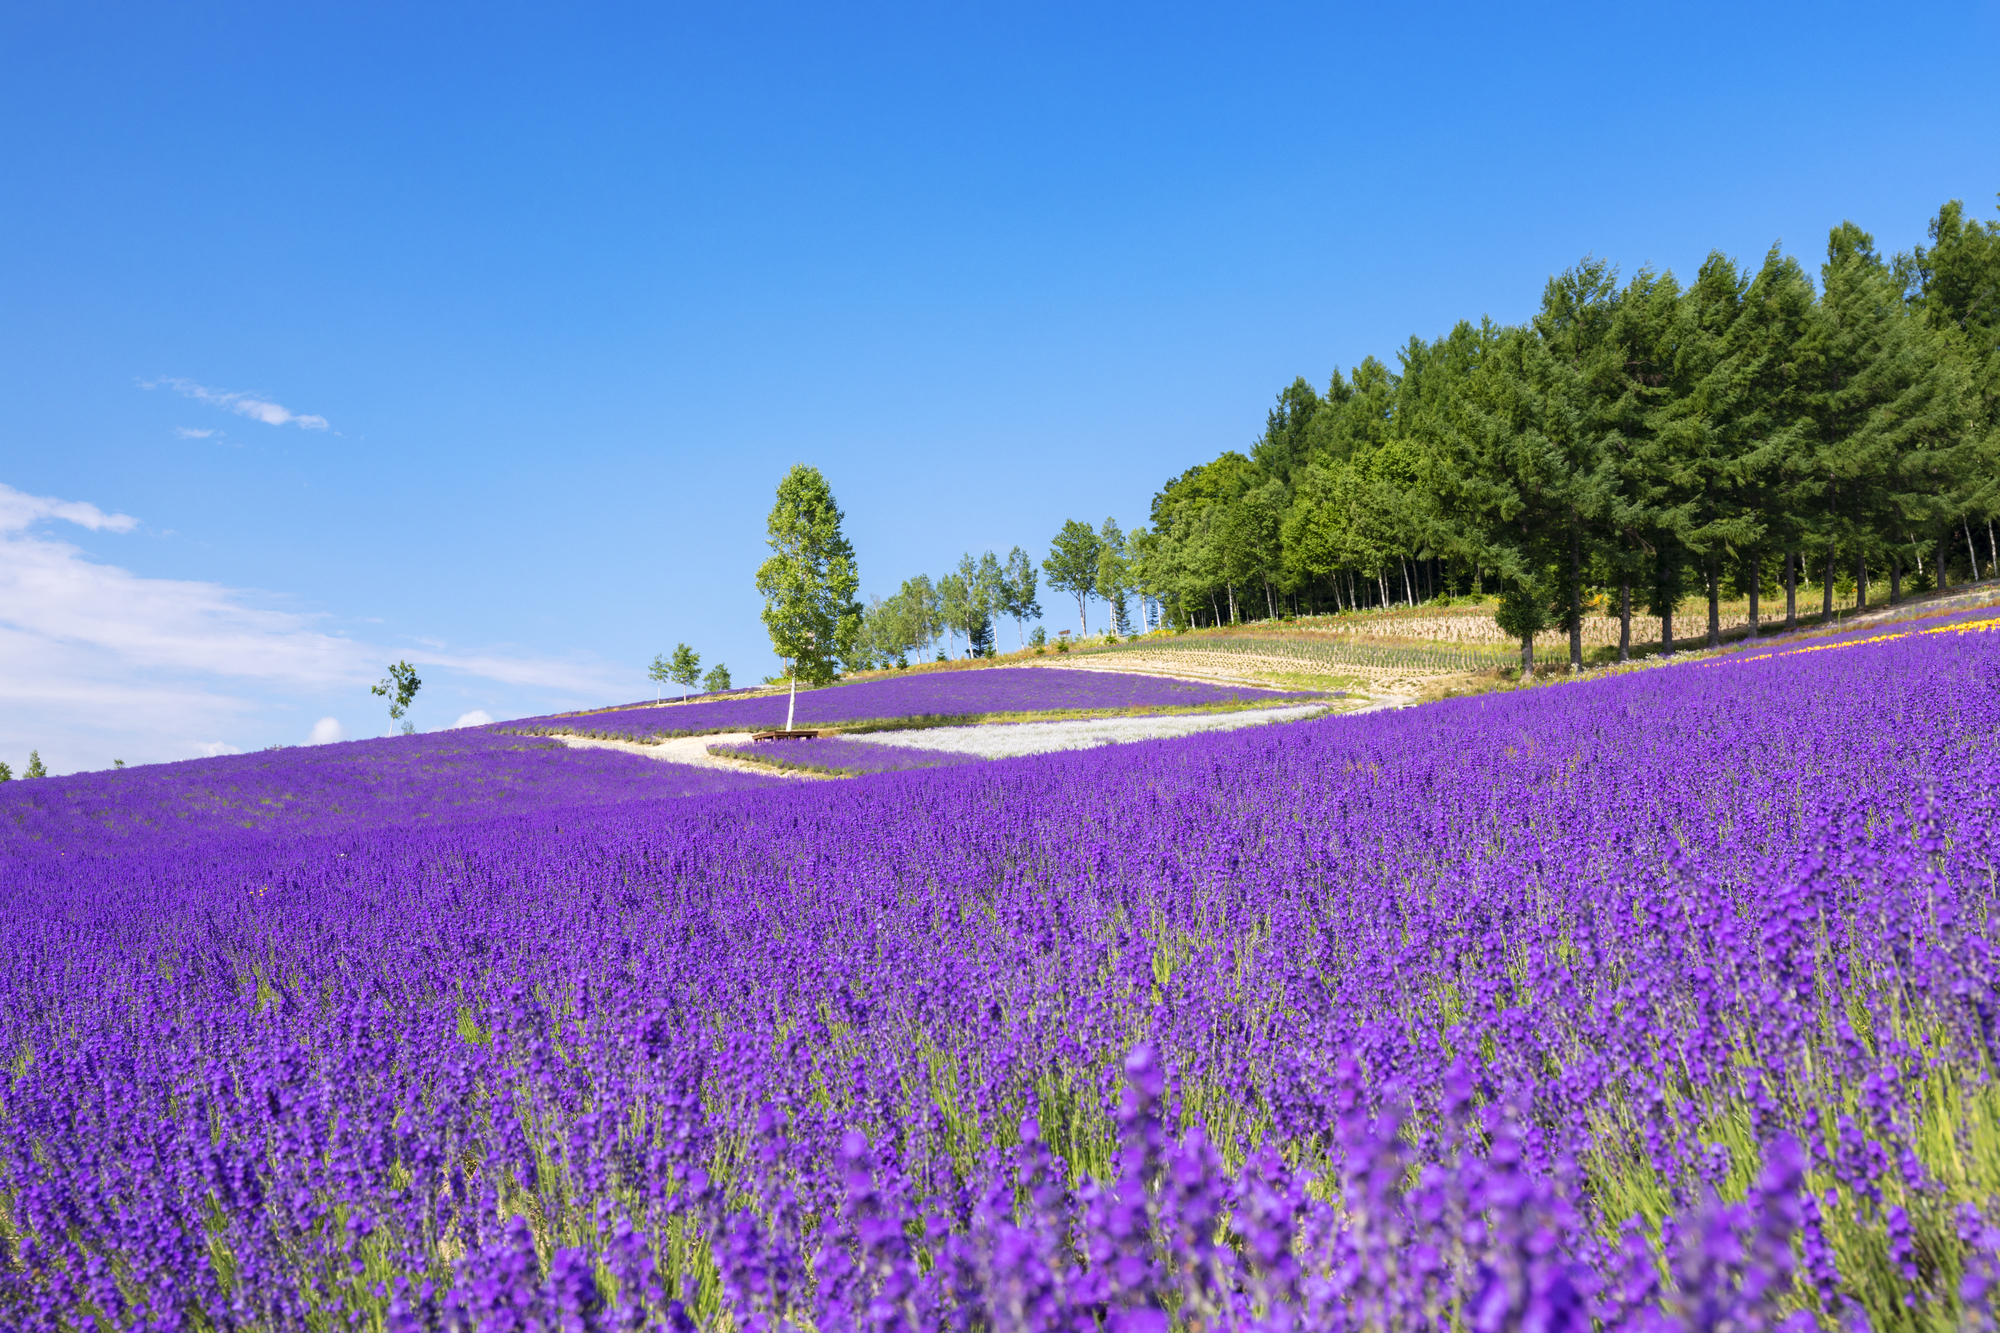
xmin=3 ymin=2 xmax=1996 ymax=771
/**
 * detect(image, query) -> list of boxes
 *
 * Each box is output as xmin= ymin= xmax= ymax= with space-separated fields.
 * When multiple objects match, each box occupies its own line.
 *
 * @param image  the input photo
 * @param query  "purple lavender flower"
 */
xmin=3 ymin=612 xmax=1997 ymax=1327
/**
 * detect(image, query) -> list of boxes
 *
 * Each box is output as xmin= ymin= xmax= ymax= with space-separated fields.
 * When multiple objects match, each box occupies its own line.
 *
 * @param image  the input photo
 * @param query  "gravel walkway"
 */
xmin=844 ymin=703 xmax=1329 ymax=759
xmin=548 ymin=731 xmax=814 ymax=777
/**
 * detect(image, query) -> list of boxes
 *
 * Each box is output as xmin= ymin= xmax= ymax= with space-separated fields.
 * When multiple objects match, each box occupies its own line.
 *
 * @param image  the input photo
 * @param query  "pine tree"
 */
xmin=1803 ymin=223 xmax=1972 ymax=614
xmin=1902 ymin=197 xmax=2000 ymax=559
xmin=1530 ymin=257 xmax=1626 ymax=668
xmin=1428 ymin=262 xmax=1620 ymax=673
xmin=1600 ymin=267 xmax=1687 ymax=656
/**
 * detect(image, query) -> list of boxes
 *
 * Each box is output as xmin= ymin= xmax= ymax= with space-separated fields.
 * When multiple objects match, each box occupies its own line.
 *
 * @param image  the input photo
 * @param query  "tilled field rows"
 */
xmin=1071 ymin=634 xmax=1514 ymax=681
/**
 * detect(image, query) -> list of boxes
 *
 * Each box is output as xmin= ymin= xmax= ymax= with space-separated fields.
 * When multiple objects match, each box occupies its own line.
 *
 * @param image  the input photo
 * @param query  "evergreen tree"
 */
xmin=974 ymin=551 xmax=1005 ymax=645
xmin=1599 ymin=267 xmax=1686 ymax=656
xmin=1802 ymin=223 xmax=1972 ymax=617
xmin=1902 ymin=197 xmax=2000 ymax=563
xmin=1530 ymin=256 xmax=1627 ymax=667
xmin=1251 ymin=376 xmax=1324 ymax=479
xmin=1715 ymin=250 xmax=1818 ymax=630
xmin=1648 ymin=253 xmax=1775 ymax=648
xmin=24 ymin=750 xmax=47 ymax=779
xmin=1427 ymin=288 xmax=1614 ymax=672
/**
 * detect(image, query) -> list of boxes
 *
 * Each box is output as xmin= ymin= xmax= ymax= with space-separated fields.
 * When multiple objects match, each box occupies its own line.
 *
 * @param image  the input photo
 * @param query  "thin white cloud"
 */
xmin=174 ymin=426 xmax=216 ymax=439
xmin=308 ymin=717 xmax=346 ymax=745
xmin=450 ymin=709 xmax=494 ymax=729
xmin=200 ymin=741 xmax=242 ymax=757
xmin=141 ymin=376 xmax=330 ymax=431
xmin=0 ymin=483 xmax=139 ymax=534
xmin=0 ymin=480 xmax=634 ymax=773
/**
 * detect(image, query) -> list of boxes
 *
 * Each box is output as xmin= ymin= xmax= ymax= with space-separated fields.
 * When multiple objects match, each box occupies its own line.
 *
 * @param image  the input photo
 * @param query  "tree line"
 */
xmin=851 ymin=517 xmax=1187 ymax=667
xmin=751 ymin=465 xmax=1169 ymax=678
xmin=0 ymin=751 xmax=47 ymax=781
xmin=848 ymin=547 xmax=1042 ymax=668
xmin=648 ymin=644 xmax=732 ymax=703
xmin=1126 ymin=196 xmax=2000 ymax=667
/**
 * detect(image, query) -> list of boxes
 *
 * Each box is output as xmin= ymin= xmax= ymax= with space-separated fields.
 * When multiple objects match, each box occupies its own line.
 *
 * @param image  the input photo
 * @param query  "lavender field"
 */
xmin=4 ymin=620 xmax=2000 ymax=1329
xmin=0 ymin=728 xmax=774 ymax=851
xmin=509 ymin=666 xmax=1314 ymax=741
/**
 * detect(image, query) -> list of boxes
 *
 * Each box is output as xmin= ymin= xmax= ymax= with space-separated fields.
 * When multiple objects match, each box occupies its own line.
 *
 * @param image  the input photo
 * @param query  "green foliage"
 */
xmin=1043 ymin=519 xmax=1103 ymax=636
xmin=24 ymin=750 xmax=48 ymax=779
xmin=935 ymin=551 xmax=1006 ymax=658
xmin=936 ymin=570 xmax=970 ymax=658
xmin=668 ymin=643 xmax=702 ymax=700
xmin=371 ymin=661 xmax=422 ymax=735
xmin=0 ymin=760 xmax=12 ymax=782
xmin=1095 ymin=519 xmax=1131 ymax=634
xmin=1493 ymin=581 xmax=1555 ymax=670
xmin=855 ymin=576 xmax=942 ymax=669
xmin=1000 ymin=545 xmax=1041 ymax=645
xmin=701 ymin=663 xmax=732 ymax=693
xmin=1139 ymin=194 xmax=1997 ymax=645
xmin=755 ymin=465 xmax=862 ymax=686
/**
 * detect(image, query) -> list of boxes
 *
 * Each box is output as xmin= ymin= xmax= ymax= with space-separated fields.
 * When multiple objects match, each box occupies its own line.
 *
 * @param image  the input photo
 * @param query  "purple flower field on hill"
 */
xmin=0 ymin=729 xmax=773 ymax=850
xmin=4 ymin=627 xmax=1999 ymax=1328
xmin=508 ymin=666 xmax=1314 ymax=739
xmin=707 ymin=735 xmax=985 ymax=776
xmin=1721 ymin=603 xmax=2000 ymax=660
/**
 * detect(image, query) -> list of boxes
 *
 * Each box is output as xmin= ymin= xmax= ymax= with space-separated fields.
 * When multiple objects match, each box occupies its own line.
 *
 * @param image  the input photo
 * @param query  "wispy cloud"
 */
xmin=174 ymin=426 xmax=216 ymax=439
xmin=0 ymin=481 xmax=635 ymax=773
xmin=0 ymin=484 xmax=139 ymax=534
xmin=141 ymin=376 xmax=330 ymax=431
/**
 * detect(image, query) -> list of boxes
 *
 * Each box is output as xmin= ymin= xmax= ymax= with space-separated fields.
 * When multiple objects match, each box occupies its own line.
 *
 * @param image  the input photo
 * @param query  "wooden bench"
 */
xmin=749 ymin=728 xmax=839 ymax=741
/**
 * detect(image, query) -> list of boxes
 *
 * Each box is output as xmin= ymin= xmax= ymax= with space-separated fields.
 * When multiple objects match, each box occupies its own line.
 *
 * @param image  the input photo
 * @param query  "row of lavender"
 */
xmin=506 ymin=666 xmax=1312 ymax=740
xmin=4 ymin=625 xmax=1998 ymax=1328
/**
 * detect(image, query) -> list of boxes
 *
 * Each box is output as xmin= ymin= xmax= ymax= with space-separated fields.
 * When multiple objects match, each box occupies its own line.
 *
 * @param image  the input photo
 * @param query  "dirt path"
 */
xmin=846 ymin=703 xmax=1332 ymax=759
xmin=546 ymin=731 xmax=830 ymax=779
